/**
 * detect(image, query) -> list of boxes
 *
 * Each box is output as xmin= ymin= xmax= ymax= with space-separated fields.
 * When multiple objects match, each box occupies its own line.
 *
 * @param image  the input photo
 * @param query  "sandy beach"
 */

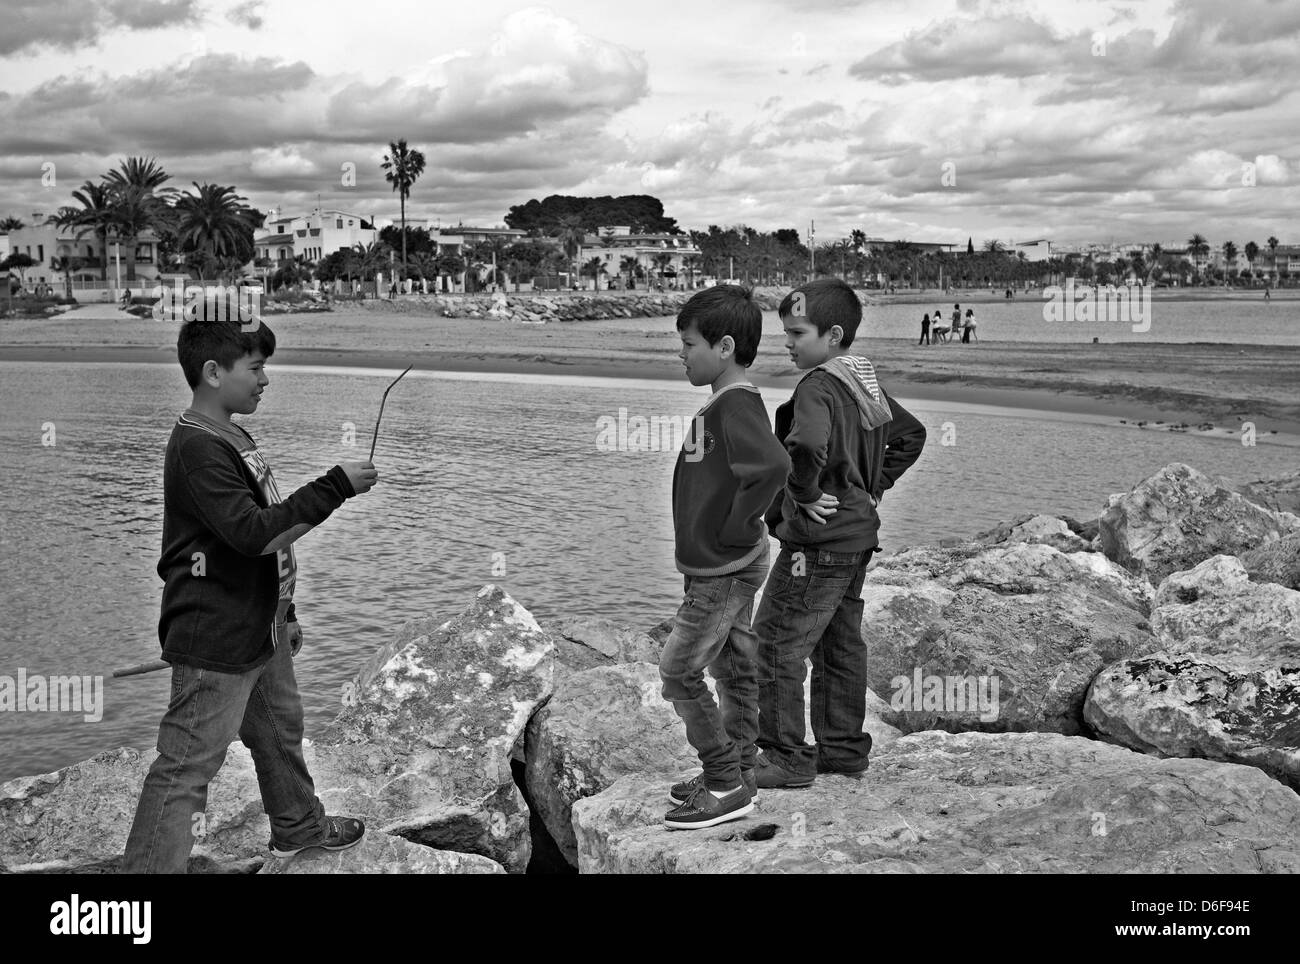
xmin=3 ymin=300 xmax=1299 ymax=436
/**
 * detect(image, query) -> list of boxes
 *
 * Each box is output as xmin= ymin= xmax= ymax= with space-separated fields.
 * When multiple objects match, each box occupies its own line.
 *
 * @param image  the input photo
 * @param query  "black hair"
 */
xmin=177 ymin=319 xmax=277 ymax=389
xmin=675 ymin=284 xmax=762 ymax=367
xmin=778 ymin=278 xmax=862 ymax=347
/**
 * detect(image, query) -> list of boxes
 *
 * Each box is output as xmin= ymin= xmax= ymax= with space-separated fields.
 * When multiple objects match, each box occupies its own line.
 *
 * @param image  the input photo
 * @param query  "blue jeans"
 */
xmin=754 ymin=543 xmax=875 ymax=777
xmin=659 ymin=549 xmax=769 ymax=792
xmin=120 ymin=637 xmax=326 ymax=873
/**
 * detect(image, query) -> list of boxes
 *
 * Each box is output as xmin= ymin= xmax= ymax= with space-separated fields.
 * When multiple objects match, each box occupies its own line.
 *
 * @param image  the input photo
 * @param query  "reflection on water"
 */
xmin=1 ymin=361 xmax=1296 ymax=781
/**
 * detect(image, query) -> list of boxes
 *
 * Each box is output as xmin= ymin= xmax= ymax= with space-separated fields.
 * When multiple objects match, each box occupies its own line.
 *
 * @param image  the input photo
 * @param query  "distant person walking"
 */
xmin=962 ymin=308 xmax=977 ymax=342
xmin=1265 ymin=288 xmax=1271 ymax=302
xmin=950 ymin=304 xmax=962 ymax=343
xmin=919 ymin=313 xmax=931 ymax=345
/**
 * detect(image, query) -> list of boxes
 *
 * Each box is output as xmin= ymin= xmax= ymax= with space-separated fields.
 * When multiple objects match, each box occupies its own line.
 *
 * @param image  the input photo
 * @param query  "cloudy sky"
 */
xmin=0 ymin=0 xmax=1296 ymax=247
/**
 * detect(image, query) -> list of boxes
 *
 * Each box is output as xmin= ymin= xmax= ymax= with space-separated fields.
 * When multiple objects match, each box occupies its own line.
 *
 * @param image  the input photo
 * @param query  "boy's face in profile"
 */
xmin=678 ymin=319 xmax=731 ymax=387
xmin=781 ymin=312 xmax=838 ymax=370
xmin=207 ymin=350 xmax=269 ymax=416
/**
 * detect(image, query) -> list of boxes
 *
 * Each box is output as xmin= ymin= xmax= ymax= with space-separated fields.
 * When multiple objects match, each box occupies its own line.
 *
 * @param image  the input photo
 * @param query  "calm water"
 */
xmin=1 ymin=359 xmax=1297 ymax=782
xmin=632 ymin=298 xmax=1300 ymax=346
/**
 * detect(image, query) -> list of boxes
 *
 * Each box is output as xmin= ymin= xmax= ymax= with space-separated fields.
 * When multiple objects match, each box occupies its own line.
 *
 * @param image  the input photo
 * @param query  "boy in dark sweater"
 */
xmin=661 ymin=286 xmax=790 ymax=830
xmin=121 ymin=319 xmax=378 ymax=873
xmin=755 ymin=279 xmax=925 ymax=788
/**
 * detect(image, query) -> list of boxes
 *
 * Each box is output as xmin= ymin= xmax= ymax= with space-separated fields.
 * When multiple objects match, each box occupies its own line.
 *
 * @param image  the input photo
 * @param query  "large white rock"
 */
xmin=1099 ymin=462 xmax=1299 ymax=583
xmin=572 ymin=731 xmax=1300 ymax=873
xmin=860 ymin=542 xmax=1157 ymax=734
xmin=312 ymin=585 xmax=555 ymax=874
xmin=1151 ymin=555 xmax=1300 ymax=662
xmin=1084 ymin=652 xmax=1300 ymax=789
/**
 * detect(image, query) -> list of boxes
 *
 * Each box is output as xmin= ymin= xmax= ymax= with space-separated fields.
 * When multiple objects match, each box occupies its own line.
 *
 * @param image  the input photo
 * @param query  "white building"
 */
xmin=253 ymin=208 xmax=377 ymax=263
xmin=580 ymin=225 xmax=702 ymax=287
xmin=4 ymin=215 xmax=163 ymax=290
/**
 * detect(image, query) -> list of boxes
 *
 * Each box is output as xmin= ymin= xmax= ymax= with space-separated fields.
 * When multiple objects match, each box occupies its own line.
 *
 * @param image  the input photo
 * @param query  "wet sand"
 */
xmin=3 ymin=305 xmax=1298 ymax=435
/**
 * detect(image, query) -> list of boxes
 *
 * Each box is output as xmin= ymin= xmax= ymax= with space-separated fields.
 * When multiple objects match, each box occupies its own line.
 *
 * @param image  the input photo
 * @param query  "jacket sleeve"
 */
xmin=875 ymin=391 xmax=926 ymax=500
xmin=718 ymin=403 xmax=790 ymax=548
xmin=178 ymin=437 xmax=356 ymax=558
xmin=783 ymin=378 xmax=834 ymax=504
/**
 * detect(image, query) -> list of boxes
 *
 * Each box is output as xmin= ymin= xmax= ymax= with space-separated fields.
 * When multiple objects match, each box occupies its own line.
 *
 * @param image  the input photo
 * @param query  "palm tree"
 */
xmin=50 ymin=182 xmax=116 ymax=281
xmin=1267 ymin=236 xmax=1280 ymax=280
xmin=380 ymin=139 xmax=427 ymax=284
xmin=1187 ymin=234 xmax=1209 ymax=279
xmin=582 ymin=256 xmax=605 ymax=291
xmin=1244 ymin=241 xmax=1259 ymax=282
xmin=0 ymin=216 xmax=24 ymax=231
xmin=104 ymin=157 xmax=174 ymax=282
xmin=1145 ymin=243 xmax=1163 ymax=283
xmin=556 ymin=215 xmax=586 ymax=289
xmin=652 ymin=252 xmax=674 ymax=287
xmin=1222 ymin=241 xmax=1238 ymax=283
xmin=172 ymin=183 xmax=260 ymax=283
xmin=619 ymin=255 xmax=639 ymax=289
xmin=681 ymin=254 xmax=700 ymax=290
xmin=50 ymin=255 xmax=84 ymax=299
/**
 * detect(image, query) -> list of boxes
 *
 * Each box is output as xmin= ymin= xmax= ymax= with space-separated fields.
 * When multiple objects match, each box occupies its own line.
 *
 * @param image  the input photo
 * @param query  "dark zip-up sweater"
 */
xmin=765 ymin=358 xmax=926 ymax=552
xmin=157 ymin=413 xmax=356 ymax=672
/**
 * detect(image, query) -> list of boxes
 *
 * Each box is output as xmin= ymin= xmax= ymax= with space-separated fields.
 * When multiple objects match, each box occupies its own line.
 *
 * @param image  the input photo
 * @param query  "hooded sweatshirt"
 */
xmin=765 ymin=355 xmax=926 ymax=552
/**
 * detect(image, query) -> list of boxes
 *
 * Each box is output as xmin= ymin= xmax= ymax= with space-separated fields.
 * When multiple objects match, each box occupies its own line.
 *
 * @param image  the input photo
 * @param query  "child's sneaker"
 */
xmin=754 ymin=750 xmax=814 ymax=789
xmin=268 ymin=815 xmax=366 ymax=858
xmin=669 ymin=768 xmax=758 ymax=805
xmin=663 ymin=784 xmax=754 ymax=830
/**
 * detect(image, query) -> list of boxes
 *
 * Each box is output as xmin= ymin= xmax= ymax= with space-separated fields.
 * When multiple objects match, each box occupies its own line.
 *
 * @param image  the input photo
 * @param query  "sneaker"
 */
xmin=268 ymin=815 xmax=366 ymax=858
xmin=816 ymin=759 xmax=869 ymax=778
xmin=754 ymin=751 xmax=814 ymax=789
xmin=663 ymin=784 xmax=754 ymax=831
xmin=669 ymin=769 xmax=758 ymax=805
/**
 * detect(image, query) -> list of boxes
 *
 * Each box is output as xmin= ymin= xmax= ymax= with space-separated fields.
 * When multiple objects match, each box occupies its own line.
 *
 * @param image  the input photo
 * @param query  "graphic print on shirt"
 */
xmin=239 ymin=447 xmax=296 ymax=610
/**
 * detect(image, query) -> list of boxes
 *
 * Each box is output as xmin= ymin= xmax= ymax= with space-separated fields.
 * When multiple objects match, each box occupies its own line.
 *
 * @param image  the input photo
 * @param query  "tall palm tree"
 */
xmin=380 ymin=139 xmax=427 ymax=284
xmin=104 ymin=157 xmax=174 ymax=282
xmin=1267 ymin=236 xmax=1280 ymax=280
xmin=1222 ymin=240 xmax=1238 ymax=281
xmin=1187 ymin=234 xmax=1209 ymax=279
xmin=50 ymin=183 xmax=116 ymax=281
xmin=172 ymin=183 xmax=260 ymax=283
xmin=0 ymin=216 xmax=25 ymax=231
xmin=556 ymin=215 xmax=586 ymax=288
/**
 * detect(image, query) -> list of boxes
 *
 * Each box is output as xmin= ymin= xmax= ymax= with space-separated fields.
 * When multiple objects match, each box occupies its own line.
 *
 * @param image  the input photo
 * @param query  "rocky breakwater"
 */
xmin=0 ymin=585 xmax=548 ymax=874
xmin=4 ymin=463 xmax=1298 ymax=875
xmin=351 ymin=288 xmax=787 ymax=323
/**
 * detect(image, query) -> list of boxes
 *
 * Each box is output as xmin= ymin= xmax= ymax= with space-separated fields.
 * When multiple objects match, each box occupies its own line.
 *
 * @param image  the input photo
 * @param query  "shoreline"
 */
xmin=4 ymin=340 xmax=1298 ymax=439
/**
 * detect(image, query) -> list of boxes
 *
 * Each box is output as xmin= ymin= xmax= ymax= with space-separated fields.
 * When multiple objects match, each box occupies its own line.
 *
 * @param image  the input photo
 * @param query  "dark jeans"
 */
xmin=919 ymin=328 xmax=930 ymax=345
xmin=659 ymin=548 xmax=769 ymax=792
xmin=120 ymin=637 xmax=326 ymax=873
xmin=754 ymin=543 xmax=875 ymax=776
